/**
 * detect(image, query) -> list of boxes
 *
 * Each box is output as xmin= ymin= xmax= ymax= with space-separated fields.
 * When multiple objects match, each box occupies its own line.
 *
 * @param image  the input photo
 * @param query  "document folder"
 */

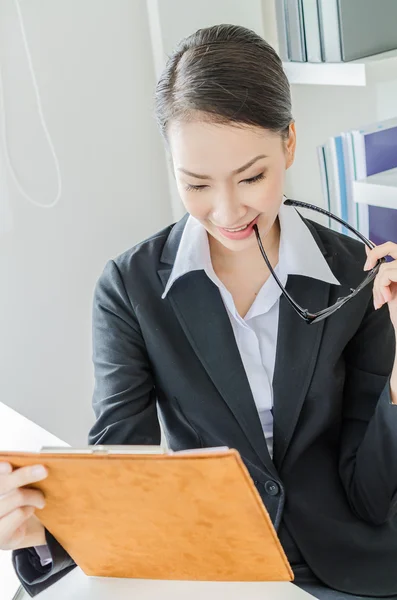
xmin=0 ymin=448 xmax=293 ymax=582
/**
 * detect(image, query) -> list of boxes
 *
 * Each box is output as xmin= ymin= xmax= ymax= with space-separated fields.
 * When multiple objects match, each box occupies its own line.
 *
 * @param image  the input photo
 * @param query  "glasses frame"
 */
xmin=253 ymin=198 xmax=385 ymax=325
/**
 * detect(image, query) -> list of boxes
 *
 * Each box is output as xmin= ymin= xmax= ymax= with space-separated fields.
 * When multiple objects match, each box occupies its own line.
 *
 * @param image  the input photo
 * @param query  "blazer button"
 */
xmin=265 ymin=480 xmax=280 ymax=496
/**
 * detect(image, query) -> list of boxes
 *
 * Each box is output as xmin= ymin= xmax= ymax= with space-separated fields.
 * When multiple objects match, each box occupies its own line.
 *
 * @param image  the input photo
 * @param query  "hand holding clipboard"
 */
xmin=0 ymin=459 xmax=48 ymax=551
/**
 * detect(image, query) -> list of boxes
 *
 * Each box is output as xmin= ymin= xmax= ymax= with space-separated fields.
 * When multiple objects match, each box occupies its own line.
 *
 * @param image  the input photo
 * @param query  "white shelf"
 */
xmin=283 ymin=48 xmax=397 ymax=86
xmin=353 ymin=168 xmax=397 ymax=209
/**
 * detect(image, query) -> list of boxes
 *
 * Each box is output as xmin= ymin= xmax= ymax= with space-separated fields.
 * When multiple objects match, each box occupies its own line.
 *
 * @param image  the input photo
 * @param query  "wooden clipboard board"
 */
xmin=0 ymin=447 xmax=293 ymax=582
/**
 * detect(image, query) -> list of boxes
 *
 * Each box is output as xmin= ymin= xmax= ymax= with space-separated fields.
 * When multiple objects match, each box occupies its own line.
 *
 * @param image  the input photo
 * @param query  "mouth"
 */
xmin=216 ymin=216 xmax=260 ymax=240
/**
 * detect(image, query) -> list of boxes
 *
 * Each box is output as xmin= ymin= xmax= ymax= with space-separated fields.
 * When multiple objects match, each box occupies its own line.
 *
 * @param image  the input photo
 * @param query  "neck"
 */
xmin=209 ymin=217 xmax=281 ymax=274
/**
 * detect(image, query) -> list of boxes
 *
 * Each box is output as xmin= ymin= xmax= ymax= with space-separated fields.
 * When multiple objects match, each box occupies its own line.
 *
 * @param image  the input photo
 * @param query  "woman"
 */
xmin=2 ymin=25 xmax=397 ymax=599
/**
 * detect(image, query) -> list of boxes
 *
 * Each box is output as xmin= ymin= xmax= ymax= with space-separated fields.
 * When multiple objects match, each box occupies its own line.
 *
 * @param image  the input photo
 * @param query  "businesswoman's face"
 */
xmin=169 ymin=118 xmax=296 ymax=254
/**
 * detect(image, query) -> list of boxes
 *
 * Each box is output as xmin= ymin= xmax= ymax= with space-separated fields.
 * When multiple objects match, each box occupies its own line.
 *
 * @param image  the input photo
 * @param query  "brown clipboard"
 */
xmin=0 ymin=448 xmax=293 ymax=582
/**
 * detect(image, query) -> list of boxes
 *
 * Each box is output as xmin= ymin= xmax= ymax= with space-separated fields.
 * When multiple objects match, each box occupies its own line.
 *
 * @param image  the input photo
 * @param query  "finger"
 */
xmin=373 ymin=266 xmax=397 ymax=307
xmin=372 ymin=276 xmax=387 ymax=309
xmin=0 ymin=488 xmax=46 ymax=519
xmin=381 ymin=285 xmax=393 ymax=303
xmin=8 ymin=522 xmax=29 ymax=549
xmin=0 ymin=465 xmax=48 ymax=497
xmin=364 ymin=242 xmax=397 ymax=270
xmin=376 ymin=264 xmax=397 ymax=290
xmin=373 ymin=287 xmax=385 ymax=310
xmin=0 ymin=506 xmax=35 ymax=549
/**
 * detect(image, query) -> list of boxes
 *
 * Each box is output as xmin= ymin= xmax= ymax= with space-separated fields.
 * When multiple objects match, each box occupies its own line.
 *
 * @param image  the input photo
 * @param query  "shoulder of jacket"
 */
xmin=112 ymin=222 xmax=176 ymax=274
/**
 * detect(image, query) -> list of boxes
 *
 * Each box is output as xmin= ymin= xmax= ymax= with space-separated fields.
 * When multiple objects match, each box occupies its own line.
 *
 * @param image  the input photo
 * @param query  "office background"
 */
xmin=1 ymin=0 xmax=397 ymax=446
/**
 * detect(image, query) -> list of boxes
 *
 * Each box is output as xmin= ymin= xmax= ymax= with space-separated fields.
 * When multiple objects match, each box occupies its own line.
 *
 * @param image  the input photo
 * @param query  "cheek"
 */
xmin=249 ymin=172 xmax=285 ymax=208
xmin=178 ymin=189 xmax=211 ymax=221
xmin=267 ymin=163 xmax=286 ymax=189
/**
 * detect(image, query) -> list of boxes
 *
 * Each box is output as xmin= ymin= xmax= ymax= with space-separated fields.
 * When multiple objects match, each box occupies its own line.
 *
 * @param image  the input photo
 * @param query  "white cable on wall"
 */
xmin=0 ymin=0 xmax=62 ymax=208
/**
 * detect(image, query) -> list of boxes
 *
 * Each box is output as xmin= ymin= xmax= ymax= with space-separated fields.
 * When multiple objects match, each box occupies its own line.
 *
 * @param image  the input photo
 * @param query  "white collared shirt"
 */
xmin=162 ymin=202 xmax=340 ymax=457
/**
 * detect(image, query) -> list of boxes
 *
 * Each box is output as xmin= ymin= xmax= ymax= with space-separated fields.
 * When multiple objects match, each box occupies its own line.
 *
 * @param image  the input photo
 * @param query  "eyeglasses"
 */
xmin=253 ymin=198 xmax=385 ymax=325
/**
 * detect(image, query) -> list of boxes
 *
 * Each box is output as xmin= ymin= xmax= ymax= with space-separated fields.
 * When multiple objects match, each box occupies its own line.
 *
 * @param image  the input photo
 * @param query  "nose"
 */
xmin=211 ymin=188 xmax=246 ymax=228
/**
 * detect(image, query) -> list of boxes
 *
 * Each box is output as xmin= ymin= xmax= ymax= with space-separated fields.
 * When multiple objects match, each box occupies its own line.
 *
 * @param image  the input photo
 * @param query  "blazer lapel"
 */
xmin=272 ymin=260 xmax=333 ymax=470
xmin=158 ymin=268 xmax=277 ymax=476
xmin=158 ymin=218 xmax=277 ymax=476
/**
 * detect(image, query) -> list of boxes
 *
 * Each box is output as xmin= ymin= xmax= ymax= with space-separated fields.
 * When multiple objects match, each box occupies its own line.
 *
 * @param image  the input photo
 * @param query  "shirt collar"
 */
xmin=162 ymin=201 xmax=340 ymax=299
xmin=277 ymin=201 xmax=340 ymax=286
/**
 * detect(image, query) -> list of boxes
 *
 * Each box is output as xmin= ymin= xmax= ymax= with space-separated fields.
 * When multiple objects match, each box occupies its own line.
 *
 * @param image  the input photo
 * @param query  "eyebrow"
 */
xmin=177 ymin=154 xmax=267 ymax=180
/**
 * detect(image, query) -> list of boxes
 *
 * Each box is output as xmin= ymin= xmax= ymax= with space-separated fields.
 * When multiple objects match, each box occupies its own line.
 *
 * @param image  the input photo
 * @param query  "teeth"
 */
xmin=224 ymin=224 xmax=249 ymax=232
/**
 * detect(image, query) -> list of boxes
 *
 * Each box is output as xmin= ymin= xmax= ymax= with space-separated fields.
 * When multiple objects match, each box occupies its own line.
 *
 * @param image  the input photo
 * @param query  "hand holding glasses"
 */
xmin=253 ymin=198 xmax=386 ymax=324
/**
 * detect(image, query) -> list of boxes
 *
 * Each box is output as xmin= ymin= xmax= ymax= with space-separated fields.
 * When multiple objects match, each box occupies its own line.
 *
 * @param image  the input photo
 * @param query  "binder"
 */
xmin=0 ymin=447 xmax=293 ymax=582
xmin=323 ymin=138 xmax=343 ymax=234
xmin=340 ymin=132 xmax=359 ymax=231
xmin=350 ymin=119 xmax=397 ymax=243
xmin=301 ymin=0 xmax=322 ymax=63
xmin=334 ymin=135 xmax=349 ymax=235
xmin=317 ymin=0 xmax=341 ymax=62
xmin=275 ymin=0 xmax=289 ymax=61
xmin=338 ymin=0 xmax=397 ymax=62
xmin=285 ymin=0 xmax=307 ymax=62
xmin=318 ymin=0 xmax=397 ymax=63
xmin=317 ymin=117 xmax=397 ymax=241
xmin=350 ymin=129 xmax=370 ymax=238
xmin=283 ymin=0 xmax=397 ymax=63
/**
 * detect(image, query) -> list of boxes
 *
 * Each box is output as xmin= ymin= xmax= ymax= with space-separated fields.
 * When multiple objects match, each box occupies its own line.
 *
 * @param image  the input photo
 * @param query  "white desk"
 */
xmin=17 ymin=566 xmax=316 ymax=599
xmin=0 ymin=402 xmax=68 ymax=600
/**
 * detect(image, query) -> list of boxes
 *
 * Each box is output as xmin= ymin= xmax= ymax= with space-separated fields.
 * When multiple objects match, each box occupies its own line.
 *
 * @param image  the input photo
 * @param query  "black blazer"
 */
xmin=13 ymin=214 xmax=397 ymax=597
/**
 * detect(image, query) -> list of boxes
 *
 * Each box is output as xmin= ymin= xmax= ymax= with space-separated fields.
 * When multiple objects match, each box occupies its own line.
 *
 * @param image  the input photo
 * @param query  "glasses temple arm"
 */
xmin=283 ymin=199 xmax=375 ymax=248
xmin=253 ymin=225 xmax=312 ymax=318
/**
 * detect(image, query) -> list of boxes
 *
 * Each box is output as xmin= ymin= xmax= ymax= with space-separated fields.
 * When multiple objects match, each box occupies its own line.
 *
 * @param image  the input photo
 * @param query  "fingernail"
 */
xmin=374 ymin=300 xmax=379 ymax=310
xmin=31 ymin=466 xmax=47 ymax=478
xmin=0 ymin=462 xmax=11 ymax=474
xmin=364 ymin=260 xmax=370 ymax=271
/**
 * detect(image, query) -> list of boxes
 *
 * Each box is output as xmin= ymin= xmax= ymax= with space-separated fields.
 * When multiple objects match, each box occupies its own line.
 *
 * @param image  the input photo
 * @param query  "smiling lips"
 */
xmin=216 ymin=216 xmax=260 ymax=240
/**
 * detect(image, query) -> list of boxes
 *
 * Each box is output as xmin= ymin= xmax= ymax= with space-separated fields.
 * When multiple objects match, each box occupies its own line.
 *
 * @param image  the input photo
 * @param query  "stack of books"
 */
xmin=317 ymin=118 xmax=397 ymax=245
xmin=277 ymin=0 xmax=397 ymax=63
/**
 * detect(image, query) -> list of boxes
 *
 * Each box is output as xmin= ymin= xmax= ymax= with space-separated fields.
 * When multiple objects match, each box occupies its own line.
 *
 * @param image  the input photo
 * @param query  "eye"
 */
xmin=185 ymin=183 xmax=208 ymax=192
xmin=241 ymin=172 xmax=265 ymax=185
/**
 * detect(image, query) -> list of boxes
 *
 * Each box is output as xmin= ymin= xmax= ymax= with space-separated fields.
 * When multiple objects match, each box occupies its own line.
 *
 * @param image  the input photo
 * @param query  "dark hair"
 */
xmin=155 ymin=24 xmax=293 ymax=143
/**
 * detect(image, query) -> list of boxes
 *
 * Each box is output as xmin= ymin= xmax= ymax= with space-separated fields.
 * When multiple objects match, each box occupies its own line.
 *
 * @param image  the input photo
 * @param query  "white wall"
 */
xmin=0 ymin=0 xmax=172 ymax=445
xmin=155 ymin=0 xmax=265 ymax=55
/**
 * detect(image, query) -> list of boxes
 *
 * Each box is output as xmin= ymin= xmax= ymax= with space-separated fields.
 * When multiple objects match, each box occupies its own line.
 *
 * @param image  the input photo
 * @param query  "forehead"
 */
xmin=168 ymin=119 xmax=281 ymax=174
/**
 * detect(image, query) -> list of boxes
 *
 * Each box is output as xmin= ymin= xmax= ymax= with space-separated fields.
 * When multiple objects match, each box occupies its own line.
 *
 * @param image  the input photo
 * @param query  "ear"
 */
xmin=285 ymin=122 xmax=296 ymax=170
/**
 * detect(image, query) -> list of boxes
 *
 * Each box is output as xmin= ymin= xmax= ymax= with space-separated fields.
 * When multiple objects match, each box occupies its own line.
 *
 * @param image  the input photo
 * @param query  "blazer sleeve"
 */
xmin=12 ymin=530 xmax=75 ymax=597
xmin=89 ymin=258 xmax=161 ymax=445
xmin=339 ymin=294 xmax=397 ymax=525
xmin=13 ymin=260 xmax=161 ymax=596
